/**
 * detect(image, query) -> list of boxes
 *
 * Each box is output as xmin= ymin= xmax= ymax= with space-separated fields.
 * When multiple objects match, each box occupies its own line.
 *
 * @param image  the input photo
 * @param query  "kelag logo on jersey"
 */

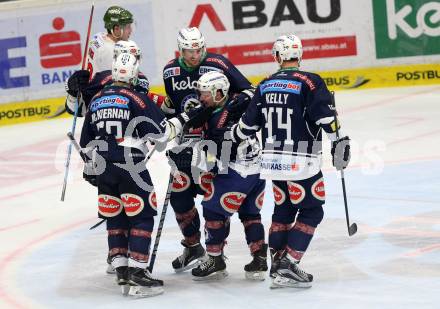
xmin=90 ymin=95 xmax=130 ymax=112
xmin=260 ymin=79 xmax=302 ymax=94
xmin=163 ymin=67 xmax=180 ymax=79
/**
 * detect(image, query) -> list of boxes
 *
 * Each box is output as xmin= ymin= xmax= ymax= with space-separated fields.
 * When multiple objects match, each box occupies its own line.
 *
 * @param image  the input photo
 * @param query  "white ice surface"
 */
xmin=0 ymin=85 xmax=439 ymax=308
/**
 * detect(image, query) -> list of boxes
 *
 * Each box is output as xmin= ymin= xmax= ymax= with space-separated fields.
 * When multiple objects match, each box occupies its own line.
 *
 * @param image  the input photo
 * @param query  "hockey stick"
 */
xmin=148 ymin=122 xmax=193 ymax=273
xmin=61 ymin=3 xmax=95 ymax=201
xmin=331 ymin=92 xmax=357 ymax=236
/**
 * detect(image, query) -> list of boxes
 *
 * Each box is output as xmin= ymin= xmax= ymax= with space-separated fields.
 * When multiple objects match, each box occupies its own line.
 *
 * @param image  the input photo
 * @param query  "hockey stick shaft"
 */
xmin=61 ymin=3 xmax=95 ymax=201
xmin=331 ymin=92 xmax=357 ymax=236
xmin=148 ymin=125 xmax=190 ymax=272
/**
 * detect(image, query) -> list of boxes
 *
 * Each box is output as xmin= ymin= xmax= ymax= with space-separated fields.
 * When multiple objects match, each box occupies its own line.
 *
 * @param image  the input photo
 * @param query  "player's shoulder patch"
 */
xmin=199 ymin=65 xmax=223 ymax=75
xmin=204 ymin=54 xmax=229 ymax=70
xmin=163 ymin=66 xmax=181 ymax=79
xmin=118 ymin=88 xmax=147 ymax=109
xmin=89 ymin=32 xmax=107 ymax=51
xmin=291 ymin=71 xmax=317 ymax=91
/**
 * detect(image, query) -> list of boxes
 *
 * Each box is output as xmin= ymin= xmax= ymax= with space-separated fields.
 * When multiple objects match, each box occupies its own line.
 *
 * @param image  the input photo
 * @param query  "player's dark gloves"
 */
xmin=66 ymin=70 xmax=90 ymax=97
xmin=166 ymin=147 xmax=194 ymax=169
xmin=331 ymin=136 xmax=351 ymax=170
xmin=227 ymin=88 xmax=255 ymax=121
xmin=177 ymin=105 xmax=216 ymax=129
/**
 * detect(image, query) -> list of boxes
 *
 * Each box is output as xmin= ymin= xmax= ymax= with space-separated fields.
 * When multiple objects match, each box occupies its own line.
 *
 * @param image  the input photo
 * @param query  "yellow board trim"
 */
xmin=1 ymin=63 xmax=439 ymax=126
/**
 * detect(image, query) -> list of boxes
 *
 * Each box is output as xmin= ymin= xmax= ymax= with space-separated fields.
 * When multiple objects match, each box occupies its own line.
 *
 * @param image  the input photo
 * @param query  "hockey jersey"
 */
xmin=80 ymin=85 xmax=166 ymax=163
xmin=162 ymin=52 xmax=252 ymax=115
xmin=203 ymin=100 xmax=260 ymax=176
xmin=86 ymin=32 xmax=115 ymax=78
xmin=234 ymin=68 xmax=336 ymax=180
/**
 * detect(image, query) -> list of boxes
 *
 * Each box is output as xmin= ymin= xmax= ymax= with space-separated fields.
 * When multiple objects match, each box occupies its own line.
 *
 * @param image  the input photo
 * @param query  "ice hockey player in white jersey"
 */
xmin=231 ymin=34 xmax=351 ymax=288
xmin=86 ymin=6 xmax=134 ymax=78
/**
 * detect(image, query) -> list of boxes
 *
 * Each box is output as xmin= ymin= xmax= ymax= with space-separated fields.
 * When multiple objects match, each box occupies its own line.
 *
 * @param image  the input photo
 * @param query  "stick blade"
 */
xmin=348 ymin=223 xmax=358 ymax=236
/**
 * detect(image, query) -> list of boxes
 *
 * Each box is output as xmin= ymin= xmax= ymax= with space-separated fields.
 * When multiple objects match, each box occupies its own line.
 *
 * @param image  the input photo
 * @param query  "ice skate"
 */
xmin=271 ymin=256 xmax=313 ymax=289
xmin=244 ymin=244 xmax=268 ymax=281
xmin=115 ymin=266 xmax=129 ymax=295
xmin=127 ymin=267 xmax=164 ymax=297
xmin=269 ymin=249 xmax=283 ymax=279
xmin=192 ymin=254 xmax=228 ymax=281
xmin=106 ymin=254 xmax=116 ymax=274
xmin=172 ymin=241 xmax=206 ymax=273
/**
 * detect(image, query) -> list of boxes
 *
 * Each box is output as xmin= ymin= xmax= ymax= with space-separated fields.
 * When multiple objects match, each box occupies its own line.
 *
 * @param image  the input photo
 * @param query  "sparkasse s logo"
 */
xmin=373 ymin=0 xmax=440 ymax=58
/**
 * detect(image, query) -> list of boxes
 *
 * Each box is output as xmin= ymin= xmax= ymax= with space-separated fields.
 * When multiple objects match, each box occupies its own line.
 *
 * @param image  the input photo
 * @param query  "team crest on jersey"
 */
xmin=272 ymin=183 xmax=286 ymax=206
xmin=90 ymin=95 xmax=129 ymax=112
xmin=311 ymin=178 xmax=325 ymax=201
xmin=171 ymin=171 xmax=191 ymax=192
xmin=199 ymin=66 xmax=223 ymax=75
xmin=287 ymin=181 xmax=306 ymax=205
xmin=199 ymin=172 xmax=214 ymax=201
xmin=98 ymin=194 xmax=123 ymax=217
xmin=255 ymin=190 xmax=265 ymax=209
xmin=121 ymin=193 xmax=145 ymax=216
xmin=164 ymin=67 xmax=181 ymax=79
xmin=181 ymin=94 xmax=200 ymax=112
xmin=260 ymin=79 xmax=302 ymax=95
xmin=220 ymin=192 xmax=247 ymax=214
xmin=148 ymin=191 xmax=157 ymax=210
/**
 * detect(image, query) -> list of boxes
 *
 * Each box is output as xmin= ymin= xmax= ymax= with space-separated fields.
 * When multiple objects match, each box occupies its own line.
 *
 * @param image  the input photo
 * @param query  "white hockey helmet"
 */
xmin=197 ymin=71 xmax=230 ymax=103
xmin=114 ymin=40 xmax=142 ymax=61
xmin=112 ymin=53 xmax=139 ymax=85
xmin=177 ymin=27 xmax=206 ymax=53
xmin=272 ymin=34 xmax=303 ymax=65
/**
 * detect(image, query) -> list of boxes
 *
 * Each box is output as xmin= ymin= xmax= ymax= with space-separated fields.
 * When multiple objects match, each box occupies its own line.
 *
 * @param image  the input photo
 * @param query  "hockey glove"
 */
xmin=66 ymin=70 xmax=90 ymax=97
xmin=227 ymin=88 xmax=255 ymax=121
xmin=166 ymin=147 xmax=194 ymax=169
xmin=177 ymin=105 xmax=216 ymax=129
xmin=331 ymin=136 xmax=351 ymax=170
xmin=135 ymin=76 xmax=150 ymax=94
xmin=83 ymin=161 xmax=97 ymax=187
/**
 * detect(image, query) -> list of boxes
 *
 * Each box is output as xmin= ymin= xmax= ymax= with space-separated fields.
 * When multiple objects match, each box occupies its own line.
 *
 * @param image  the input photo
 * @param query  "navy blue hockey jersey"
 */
xmin=234 ymin=68 xmax=336 ymax=180
xmin=80 ymin=85 xmax=166 ymax=163
xmin=203 ymin=100 xmax=260 ymax=176
xmin=163 ymin=52 xmax=252 ymax=115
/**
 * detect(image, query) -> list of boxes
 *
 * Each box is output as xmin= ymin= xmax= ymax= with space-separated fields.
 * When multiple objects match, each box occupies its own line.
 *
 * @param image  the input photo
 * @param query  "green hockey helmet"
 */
xmin=103 ymin=6 xmax=133 ymax=31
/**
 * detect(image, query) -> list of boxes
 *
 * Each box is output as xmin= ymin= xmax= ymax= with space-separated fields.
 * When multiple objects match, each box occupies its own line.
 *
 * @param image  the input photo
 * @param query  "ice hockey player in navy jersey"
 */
xmin=79 ymin=53 xmax=206 ymax=297
xmin=184 ymin=71 xmax=267 ymax=281
xmin=231 ymin=34 xmax=351 ymax=288
xmin=162 ymin=27 xmax=256 ymax=273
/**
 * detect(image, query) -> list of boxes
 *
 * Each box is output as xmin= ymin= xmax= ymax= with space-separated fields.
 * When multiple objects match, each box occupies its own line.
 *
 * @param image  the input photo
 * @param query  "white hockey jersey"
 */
xmin=86 ymin=32 xmax=115 ymax=78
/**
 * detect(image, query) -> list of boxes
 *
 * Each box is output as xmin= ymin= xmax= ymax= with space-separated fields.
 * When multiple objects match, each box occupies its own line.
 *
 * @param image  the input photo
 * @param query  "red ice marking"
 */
xmin=0 ymin=219 xmax=40 ymax=233
xmin=0 ymin=217 xmax=94 ymax=309
xmin=386 ymin=129 xmax=440 ymax=147
xmin=343 ymin=86 xmax=440 ymax=115
xmin=0 ymin=138 xmax=64 ymax=188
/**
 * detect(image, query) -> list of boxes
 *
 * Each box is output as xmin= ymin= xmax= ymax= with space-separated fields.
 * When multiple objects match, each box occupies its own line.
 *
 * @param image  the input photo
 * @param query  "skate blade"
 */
xmin=128 ymin=285 xmax=164 ymax=298
xmin=106 ymin=264 xmax=116 ymax=275
xmin=174 ymin=256 xmax=207 ymax=273
xmin=120 ymin=284 xmax=130 ymax=296
xmin=245 ymin=271 xmax=266 ymax=281
xmin=270 ymin=274 xmax=312 ymax=289
xmin=192 ymin=270 xmax=228 ymax=281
